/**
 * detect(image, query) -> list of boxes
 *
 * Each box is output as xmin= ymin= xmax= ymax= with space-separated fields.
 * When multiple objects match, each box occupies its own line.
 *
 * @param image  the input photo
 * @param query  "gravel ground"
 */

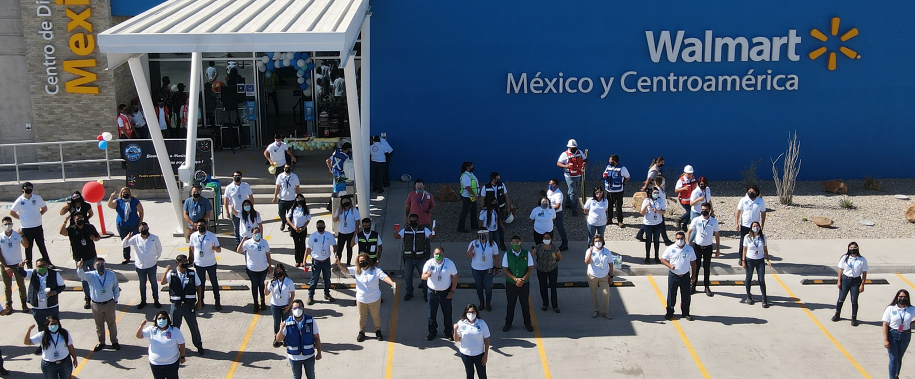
xmin=430 ymin=179 xmax=915 ymax=243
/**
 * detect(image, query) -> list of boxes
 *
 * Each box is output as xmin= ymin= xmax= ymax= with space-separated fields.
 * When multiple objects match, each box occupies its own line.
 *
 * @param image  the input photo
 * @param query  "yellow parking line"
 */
xmin=771 ymin=273 xmax=872 ymax=378
xmin=383 ymin=285 xmax=401 ymax=379
xmin=528 ymin=296 xmax=553 ymax=379
xmin=72 ymin=295 xmax=139 ymax=377
xmin=647 ymin=275 xmax=711 ymax=379
xmin=226 ymin=313 xmax=261 ymax=379
xmin=895 ymin=273 xmax=915 ymax=289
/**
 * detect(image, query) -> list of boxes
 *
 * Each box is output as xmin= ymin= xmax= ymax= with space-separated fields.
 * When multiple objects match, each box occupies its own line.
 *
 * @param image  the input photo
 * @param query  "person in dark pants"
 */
xmin=18 ymin=258 xmax=65 ymax=340
xmin=265 ymin=264 xmax=295 ymax=348
xmin=108 ymin=187 xmax=143 ymax=265
xmin=24 ymin=315 xmax=77 ymax=379
xmin=741 ymin=221 xmax=772 ymax=308
xmin=453 ymin=304 xmax=490 ymax=379
xmin=735 ymin=185 xmax=766 ymax=265
xmin=533 ymin=232 xmax=561 ymax=313
xmin=136 ymin=311 xmax=186 ymax=379
xmin=332 ymin=196 xmax=359 ymax=265
xmin=305 ymin=220 xmax=336 ymax=305
xmin=501 ymin=236 xmax=534 ymax=332
xmin=422 ymin=247 xmax=458 ymax=341
xmin=602 ymin=155 xmax=630 ymax=228
xmin=159 ymin=255 xmax=204 ymax=355
xmin=833 ymin=242 xmax=868 ymax=326
xmin=286 ymin=195 xmax=311 ymax=267
xmin=546 ymin=179 xmax=569 ymax=251
xmin=686 ymin=202 xmax=720 ymax=297
xmin=188 ymin=221 xmax=222 ymax=310
xmin=457 ymin=162 xmax=479 ymax=233
xmin=182 ymin=184 xmax=212 ymax=243
xmin=10 ymin=182 xmax=51 ymax=268
xmin=660 ymin=232 xmax=697 ymax=321
xmin=274 ymin=164 xmax=300 ymax=232
xmin=395 ymin=215 xmax=433 ymax=302
xmin=369 ymin=136 xmax=392 ymax=193
xmin=640 ymin=187 xmax=666 ymax=264
xmin=60 ymin=213 xmax=100 ymax=309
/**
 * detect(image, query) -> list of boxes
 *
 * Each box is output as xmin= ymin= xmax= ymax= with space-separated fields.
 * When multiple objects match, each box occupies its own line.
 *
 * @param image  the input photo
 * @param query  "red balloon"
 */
xmin=81 ymin=181 xmax=105 ymax=203
xmin=97 ymin=135 xmax=104 ymax=141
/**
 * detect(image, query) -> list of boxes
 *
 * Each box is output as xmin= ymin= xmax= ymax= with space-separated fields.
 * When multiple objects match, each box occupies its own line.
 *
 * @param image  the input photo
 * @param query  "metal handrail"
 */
xmin=0 ymin=138 xmax=215 ymax=185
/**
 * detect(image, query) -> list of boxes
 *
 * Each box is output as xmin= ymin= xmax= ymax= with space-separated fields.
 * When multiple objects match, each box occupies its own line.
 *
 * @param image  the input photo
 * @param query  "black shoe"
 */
xmin=746 ymin=296 xmax=755 ymax=305
xmin=664 ymin=313 xmax=673 ymax=321
xmin=121 ymin=259 xmax=131 ymax=265
xmin=554 ymin=308 xmax=561 ymax=313
xmin=112 ymin=343 xmax=121 ymax=351
xmin=404 ymin=294 xmax=413 ymax=301
xmin=690 ymin=287 xmax=697 ymax=295
xmin=684 ymin=315 xmax=694 ymax=321
xmin=21 ymin=304 xmax=29 ymax=313
xmin=84 ymin=300 xmax=91 ymax=309
xmin=644 ymin=257 xmax=650 ymax=264
xmin=831 ymin=314 xmax=841 ymax=322
xmin=154 ymin=300 xmax=162 ymax=309
xmin=137 ymin=301 xmax=147 ymax=310
xmin=851 ymin=318 xmax=859 ymax=326
xmin=357 ymin=332 xmax=366 ymax=342
xmin=252 ymin=305 xmax=260 ymax=314
xmin=525 ymin=325 xmax=534 ymax=332
xmin=376 ymin=330 xmax=384 ymax=341
xmin=636 ymin=236 xmax=646 ymax=242
xmin=273 ymin=341 xmax=282 ymax=348
xmin=541 ymin=305 xmax=548 ymax=311
xmin=559 ymin=245 xmax=569 ymax=251
xmin=762 ymin=298 xmax=771 ymax=308
xmin=654 ymin=257 xmax=661 ymax=264
xmin=93 ymin=343 xmax=106 ymax=352
xmin=705 ymin=288 xmax=713 ymax=297
xmin=325 ymin=295 xmax=335 ymax=302
xmin=215 ymin=302 xmax=222 ymax=311
xmin=426 ymin=332 xmax=435 ymax=341
xmin=486 ymin=303 xmax=492 ymax=312
xmin=502 ymin=324 xmax=511 ymax=332
xmin=0 ymin=367 xmax=9 ymax=375
xmin=197 ymin=347 xmax=205 ymax=355
xmin=260 ymin=303 xmax=268 ymax=311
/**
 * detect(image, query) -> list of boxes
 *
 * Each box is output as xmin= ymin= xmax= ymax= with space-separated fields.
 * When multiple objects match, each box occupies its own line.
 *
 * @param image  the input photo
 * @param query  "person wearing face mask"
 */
xmin=533 ymin=231 xmax=561 ymax=313
xmin=453 ymin=304 xmax=490 ymax=379
xmin=674 ymin=165 xmax=698 ymax=231
xmin=468 ymin=230 xmax=500 ymax=312
xmin=137 ymin=311 xmax=186 ymax=379
xmin=108 ymin=187 xmax=143 ymax=264
xmin=584 ymin=187 xmax=609 ymax=242
xmin=557 ymin=139 xmax=588 ymax=216
xmin=404 ymin=179 xmax=436 ymax=229
xmin=237 ymin=227 xmax=272 ymax=314
xmin=832 ymin=242 xmax=868 ymax=326
xmin=641 ymin=187 xmax=667 ymax=264
xmin=660 ymin=232 xmax=697 ymax=321
xmin=333 ymin=195 xmax=360 ymax=266
xmin=274 ymin=164 xmax=301 ymax=232
xmin=355 ymin=218 xmax=383 ymax=266
xmin=546 ymin=179 xmax=569 ymax=251
xmin=10 ymin=182 xmax=51 ymax=269
xmin=276 ymin=299 xmax=322 ymax=379
xmin=188 ymin=221 xmax=222 ymax=310
xmin=686 ymin=203 xmax=720 ymax=297
xmin=636 ymin=176 xmax=675 ymax=246
xmin=585 ymin=234 xmax=614 ymax=319
xmin=60 ymin=213 xmax=100 ymax=309
xmin=457 ymin=162 xmax=480 ymax=233
xmin=602 ymin=155 xmax=630 ymax=228
xmin=688 ymin=177 xmax=713 ymax=223
xmin=25 ymin=315 xmax=77 ymax=379
xmin=305 ymin=220 xmax=337 ymax=305
xmin=265 ymin=133 xmax=297 ymax=176
xmin=741 ymin=221 xmax=772 ymax=307
xmin=265 ymin=263 xmax=295 ymax=347
xmin=479 ymin=194 xmax=503 ymax=248
xmin=735 ymin=185 xmax=766 ymax=265
xmin=885 ymin=289 xmax=915 ymax=379
xmin=17 ymin=258 xmax=65 ymax=353
xmin=336 ymin=253 xmax=395 ymax=342
xmin=529 ymin=196 xmax=556 ymax=246
xmin=239 ymin=199 xmax=263 ymax=240
xmin=502 ymin=236 xmax=535 ymax=332
xmin=123 ymin=222 xmax=162 ymax=309
xmin=224 ymin=170 xmax=254 ymax=244
xmin=77 ymin=257 xmax=120 ymax=352
xmin=480 ymin=172 xmax=512 ymax=251
xmin=182 ymin=184 xmax=212 ymax=242
xmin=640 ymin=157 xmax=664 ymax=192
xmin=159 ymin=255 xmax=204 ymax=355
xmin=60 ymin=191 xmax=94 ymax=226
xmin=395 ymin=214 xmax=434 ymax=302
xmin=326 ymin=142 xmax=352 ymax=181
xmin=370 ymin=135 xmax=393 ymax=193
xmin=287 ymin=195 xmax=312 ymax=267
xmin=422 ymin=247 xmax=459 ymax=341
xmin=0 ymin=216 xmax=29 ymax=313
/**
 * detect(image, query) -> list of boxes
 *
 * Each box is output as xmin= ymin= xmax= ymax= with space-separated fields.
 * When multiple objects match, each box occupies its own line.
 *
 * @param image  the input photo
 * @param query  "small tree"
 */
xmin=771 ymin=132 xmax=801 ymax=205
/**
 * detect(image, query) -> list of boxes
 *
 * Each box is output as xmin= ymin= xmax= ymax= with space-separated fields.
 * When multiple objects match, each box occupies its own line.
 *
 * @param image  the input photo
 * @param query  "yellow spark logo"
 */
xmin=809 ymin=17 xmax=859 ymax=71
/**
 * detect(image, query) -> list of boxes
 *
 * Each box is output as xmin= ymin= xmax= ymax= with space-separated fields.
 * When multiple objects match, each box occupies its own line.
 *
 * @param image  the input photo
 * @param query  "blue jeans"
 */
xmin=289 ymin=357 xmax=316 ymax=379
xmin=458 ymin=196 xmax=478 ymax=231
xmin=428 ymin=289 xmax=453 ymax=335
xmin=40 ymin=355 xmax=73 ymax=379
xmin=666 ymin=271 xmax=692 ymax=316
xmin=195 ymin=264 xmax=220 ymax=303
xmin=564 ymin=174 xmax=582 ymax=212
xmin=79 ymin=260 xmax=93 ymax=301
xmin=308 ymin=259 xmax=332 ymax=298
xmin=836 ymin=276 xmax=862 ymax=317
xmin=472 ymin=269 xmax=493 ymax=306
xmin=246 ymin=268 xmax=268 ymax=305
xmin=136 ymin=266 xmax=159 ymax=303
xmin=402 ymin=256 xmax=425 ymax=296
xmin=271 ymin=305 xmax=289 ymax=334
xmin=744 ymin=257 xmax=767 ymax=297
xmin=117 ymin=224 xmax=139 ymax=260
xmin=587 ymin=224 xmax=606 ymax=243
xmin=688 ymin=211 xmax=701 ymax=243
xmin=170 ymin=302 xmax=202 ymax=348
xmin=554 ymin=211 xmax=568 ymax=248
xmin=889 ymin=329 xmax=911 ymax=379
xmin=231 ymin=215 xmax=241 ymax=243
xmin=462 ymin=352 xmax=487 ymax=379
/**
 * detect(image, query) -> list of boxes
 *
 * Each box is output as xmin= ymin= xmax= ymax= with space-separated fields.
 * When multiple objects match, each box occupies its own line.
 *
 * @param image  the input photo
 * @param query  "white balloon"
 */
xmin=258 ymin=65 xmax=267 ymax=73
xmin=297 ymin=77 xmax=305 ymax=84
xmin=265 ymin=71 xmax=272 ymax=78
xmin=296 ymin=70 xmax=304 ymax=77
xmin=101 ymin=132 xmax=113 ymax=141
xmin=297 ymin=59 xmax=306 ymax=68
xmin=304 ymin=58 xmax=312 ymax=64
xmin=261 ymin=55 xmax=269 ymax=64
xmin=283 ymin=59 xmax=291 ymax=67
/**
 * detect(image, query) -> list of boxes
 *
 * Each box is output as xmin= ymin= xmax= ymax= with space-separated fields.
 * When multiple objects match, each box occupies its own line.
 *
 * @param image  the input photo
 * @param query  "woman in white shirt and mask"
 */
xmin=583 ymin=187 xmax=608 ymax=243
xmin=467 ymin=230 xmax=500 ymax=312
xmin=453 ymin=303 xmax=490 ymax=379
xmin=136 ymin=311 xmax=186 ymax=379
xmin=832 ymin=242 xmax=867 ymax=326
xmin=585 ymin=234 xmax=614 ymax=319
xmin=335 ymin=253 xmax=395 ymax=342
xmin=884 ymin=289 xmax=915 ymax=379
xmin=24 ymin=315 xmax=78 ymax=379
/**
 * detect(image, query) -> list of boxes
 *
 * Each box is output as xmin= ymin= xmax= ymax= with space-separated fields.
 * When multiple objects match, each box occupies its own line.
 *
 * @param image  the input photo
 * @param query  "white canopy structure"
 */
xmin=98 ymin=0 xmax=372 ymax=234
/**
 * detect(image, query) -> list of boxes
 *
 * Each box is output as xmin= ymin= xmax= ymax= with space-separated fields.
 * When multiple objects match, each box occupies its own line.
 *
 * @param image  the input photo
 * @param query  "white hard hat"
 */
xmin=684 ymin=165 xmax=694 ymax=174
xmin=503 ymin=212 xmax=515 ymax=224
xmin=567 ymin=139 xmax=578 ymax=148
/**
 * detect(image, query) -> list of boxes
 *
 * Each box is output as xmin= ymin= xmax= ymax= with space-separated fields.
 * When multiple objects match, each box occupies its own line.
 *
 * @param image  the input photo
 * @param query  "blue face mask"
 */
xmin=254 ymin=233 xmax=262 ymax=241
xmin=48 ymin=325 xmax=59 ymax=333
xmin=157 ymin=319 xmax=168 ymax=328
xmin=243 ymin=205 xmax=251 ymax=212
xmin=548 ymin=184 xmax=557 ymax=191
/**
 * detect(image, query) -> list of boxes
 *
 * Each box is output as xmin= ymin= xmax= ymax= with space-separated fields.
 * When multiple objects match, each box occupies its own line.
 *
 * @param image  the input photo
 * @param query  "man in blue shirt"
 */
xmin=325 ymin=142 xmax=352 ymax=179
xmin=77 ymin=257 xmax=120 ymax=352
xmin=182 ymin=185 xmax=212 ymax=242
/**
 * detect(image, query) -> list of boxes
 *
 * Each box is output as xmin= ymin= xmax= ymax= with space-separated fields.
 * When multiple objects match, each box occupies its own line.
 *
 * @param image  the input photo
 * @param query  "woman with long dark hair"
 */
xmin=332 ymin=195 xmax=359 ymax=265
xmin=457 ymin=161 xmax=479 ymax=233
xmin=286 ymin=194 xmax=311 ymax=267
xmin=741 ymin=221 xmax=772 ymax=307
xmin=832 ymin=242 xmax=868 ymax=325
xmin=239 ymin=199 xmax=263 ymax=240
xmin=265 ymin=263 xmax=295 ymax=347
xmin=453 ymin=303 xmax=490 ymax=379
xmin=237 ymin=226 xmax=272 ymax=313
xmin=107 ymin=187 xmax=143 ymax=264
xmin=884 ymin=289 xmax=915 ymax=379
xmin=24 ymin=315 xmax=77 ymax=379
xmin=533 ymin=231 xmax=561 ymax=313
xmin=583 ymin=186 xmax=608 ymax=243
xmin=479 ymin=193 xmax=502 ymax=245
xmin=136 ymin=311 xmax=186 ymax=379
xmin=640 ymin=187 xmax=666 ymax=264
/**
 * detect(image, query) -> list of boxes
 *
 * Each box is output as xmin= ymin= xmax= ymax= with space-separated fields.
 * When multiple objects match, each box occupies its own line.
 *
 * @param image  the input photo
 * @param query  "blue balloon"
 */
xmin=266 ymin=52 xmax=274 ymax=58
xmin=293 ymin=52 xmax=301 ymax=60
xmin=266 ymin=61 xmax=275 ymax=71
xmin=301 ymin=52 xmax=309 ymax=60
xmin=98 ymin=140 xmax=108 ymax=150
xmin=306 ymin=63 xmax=315 ymax=70
xmin=299 ymin=83 xmax=308 ymax=90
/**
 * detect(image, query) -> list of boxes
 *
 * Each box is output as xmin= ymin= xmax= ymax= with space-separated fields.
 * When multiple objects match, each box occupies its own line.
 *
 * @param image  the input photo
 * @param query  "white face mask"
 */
xmin=542 ymin=239 xmax=551 ymax=245
xmin=593 ymin=242 xmax=603 ymax=249
xmin=2 ymin=224 xmax=11 ymax=232
xmin=676 ymin=239 xmax=686 ymax=248
xmin=752 ymin=227 xmax=760 ymax=233
xmin=292 ymin=308 xmax=304 ymax=318
xmin=466 ymin=313 xmax=476 ymax=322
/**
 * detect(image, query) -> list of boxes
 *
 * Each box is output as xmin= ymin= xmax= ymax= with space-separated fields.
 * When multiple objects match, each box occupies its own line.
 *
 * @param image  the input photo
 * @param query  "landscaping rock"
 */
xmin=905 ymin=203 xmax=915 ymax=223
xmin=823 ymin=180 xmax=848 ymax=194
xmin=436 ymin=185 xmax=460 ymax=202
xmin=632 ymin=192 xmax=647 ymax=210
xmin=811 ymin=216 xmax=833 ymax=227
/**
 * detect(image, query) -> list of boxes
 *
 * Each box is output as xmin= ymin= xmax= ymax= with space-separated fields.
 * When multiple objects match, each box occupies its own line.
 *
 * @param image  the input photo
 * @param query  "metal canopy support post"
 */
xmin=178 ymin=52 xmax=202 ymax=185
xmin=128 ymin=56 xmax=186 ymax=234
xmin=344 ymin=54 xmax=369 ymax=218
xmin=360 ymin=14 xmax=371 ymax=194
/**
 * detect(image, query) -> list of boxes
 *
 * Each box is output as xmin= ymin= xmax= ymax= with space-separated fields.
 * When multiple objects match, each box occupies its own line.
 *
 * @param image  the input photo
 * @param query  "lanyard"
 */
xmin=417 ymin=191 xmax=425 ymax=204
xmin=49 ymin=332 xmax=61 ymax=349
xmin=284 ymin=175 xmax=291 ymax=189
xmin=900 ymin=309 xmax=909 ymax=331
xmin=752 ymin=236 xmax=761 ymax=250
xmin=95 ymin=271 xmax=109 ymax=291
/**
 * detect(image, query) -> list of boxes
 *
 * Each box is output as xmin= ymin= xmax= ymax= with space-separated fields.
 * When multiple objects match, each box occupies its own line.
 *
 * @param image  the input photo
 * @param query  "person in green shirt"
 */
xmin=501 ymin=236 xmax=534 ymax=332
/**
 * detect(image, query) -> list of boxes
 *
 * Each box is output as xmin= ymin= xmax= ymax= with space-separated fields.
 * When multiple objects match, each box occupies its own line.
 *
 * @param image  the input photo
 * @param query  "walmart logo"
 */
xmin=809 ymin=17 xmax=859 ymax=71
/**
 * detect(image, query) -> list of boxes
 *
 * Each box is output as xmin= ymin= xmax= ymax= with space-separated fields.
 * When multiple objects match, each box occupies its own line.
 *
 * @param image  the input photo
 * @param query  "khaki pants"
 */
xmin=91 ymin=300 xmax=118 ymax=344
xmin=358 ymin=299 xmax=382 ymax=332
xmin=2 ymin=268 xmax=27 ymax=307
xmin=587 ymin=273 xmax=611 ymax=315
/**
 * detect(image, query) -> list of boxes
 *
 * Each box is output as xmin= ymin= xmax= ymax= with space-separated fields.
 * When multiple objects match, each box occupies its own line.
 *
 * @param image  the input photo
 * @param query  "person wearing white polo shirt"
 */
xmin=421 ymin=247 xmax=458 ymax=341
xmin=453 ymin=304 xmax=490 ymax=379
xmin=529 ymin=197 xmax=556 ymax=246
xmin=369 ymin=136 xmax=392 ymax=193
xmin=24 ymin=315 xmax=77 ymax=378
xmin=467 ymin=230 xmax=500 ymax=312
xmin=686 ymin=203 xmax=720 ymax=297
xmin=265 ymin=264 xmax=295 ymax=348
xmin=0 ymin=216 xmax=28 ymax=312
xmin=10 ymin=182 xmax=50 ymax=268
xmin=735 ymin=185 xmax=766 ymax=265
xmin=335 ymin=253 xmax=395 ymax=342
xmin=585 ymin=234 xmax=614 ymax=319
xmin=188 ymin=220 xmax=222 ymax=311
xmin=273 ymin=164 xmax=301 ymax=232
xmin=264 ymin=133 xmax=297 ymax=175
xmin=332 ymin=196 xmax=359 ymax=266
xmin=237 ymin=228 xmax=272 ymax=314
xmin=660 ymin=232 xmax=697 ymax=321
xmin=688 ymin=177 xmax=712 ymax=222
xmin=641 ymin=187 xmax=667 ymax=264
xmin=305 ymin=220 xmax=336 ymax=305
xmin=137 ymin=311 xmax=186 ymax=379
xmin=122 ymin=222 xmax=162 ymax=309
xmin=741 ymin=221 xmax=772 ymax=308
xmin=832 ymin=242 xmax=868 ymax=326
xmin=224 ymin=170 xmax=254 ymax=244
xmin=546 ymin=179 xmax=568 ymax=250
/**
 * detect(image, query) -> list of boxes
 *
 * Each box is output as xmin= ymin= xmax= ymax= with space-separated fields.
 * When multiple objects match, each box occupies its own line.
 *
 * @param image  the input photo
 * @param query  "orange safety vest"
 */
xmin=677 ymin=174 xmax=697 ymax=204
xmin=565 ymin=150 xmax=585 ymax=177
xmin=116 ymin=114 xmax=134 ymax=138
